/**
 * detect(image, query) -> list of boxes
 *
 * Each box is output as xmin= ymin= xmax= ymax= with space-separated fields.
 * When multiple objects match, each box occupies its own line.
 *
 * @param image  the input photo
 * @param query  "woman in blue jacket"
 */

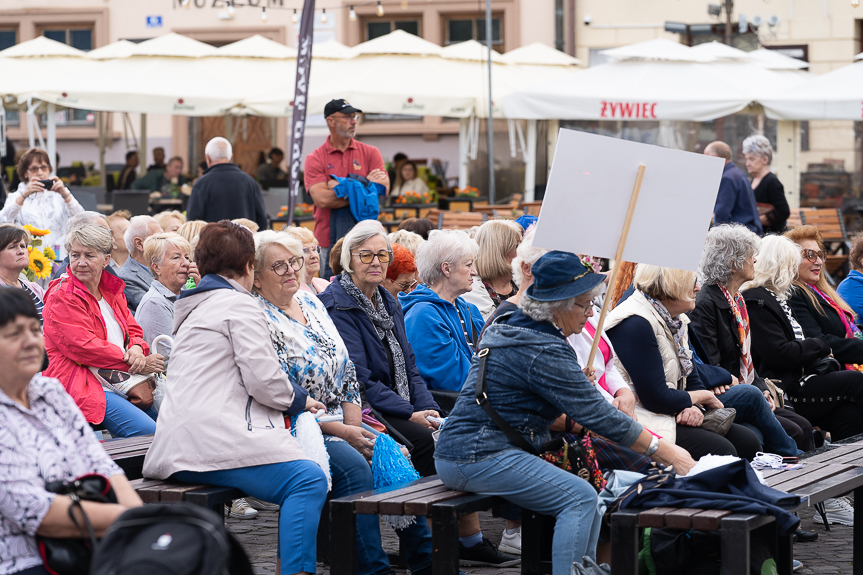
xmin=401 ymin=230 xmax=485 ymax=391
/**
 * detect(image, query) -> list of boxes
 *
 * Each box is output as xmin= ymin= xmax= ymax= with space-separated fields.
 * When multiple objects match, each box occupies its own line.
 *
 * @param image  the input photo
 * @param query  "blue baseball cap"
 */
xmin=515 ymin=214 xmax=538 ymax=231
xmin=526 ymin=251 xmax=605 ymax=302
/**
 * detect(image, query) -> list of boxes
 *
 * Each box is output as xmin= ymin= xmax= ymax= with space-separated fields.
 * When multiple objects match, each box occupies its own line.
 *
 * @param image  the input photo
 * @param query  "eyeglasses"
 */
xmin=396 ymin=279 xmax=418 ymax=293
xmin=303 ymin=246 xmax=321 ymax=255
xmin=801 ymin=249 xmax=827 ymax=263
xmin=27 ymin=164 xmax=50 ymax=174
xmin=572 ymin=297 xmax=600 ymax=317
xmin=269 ymin=257 xmax=305 ymax=276
xmin=353 ymin=250 xmax=392 ymax=264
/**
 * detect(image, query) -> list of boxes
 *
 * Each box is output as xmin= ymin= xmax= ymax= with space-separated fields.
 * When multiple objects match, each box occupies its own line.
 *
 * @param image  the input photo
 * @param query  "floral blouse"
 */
xmin=255 ymin=291 xmax=361 ymax=416
xmin=0 ymin=375 xmax=122 ymax=575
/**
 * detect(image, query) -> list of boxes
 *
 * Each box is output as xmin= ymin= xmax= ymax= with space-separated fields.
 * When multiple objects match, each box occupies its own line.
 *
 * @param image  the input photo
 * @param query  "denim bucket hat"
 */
xmin=526 ymin=251 xmax=606 ymax=302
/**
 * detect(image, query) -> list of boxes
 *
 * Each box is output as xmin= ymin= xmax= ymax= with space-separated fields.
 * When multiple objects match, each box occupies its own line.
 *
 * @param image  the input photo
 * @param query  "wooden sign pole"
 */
xmin=586 ymin=164 xmax=646 ymax=368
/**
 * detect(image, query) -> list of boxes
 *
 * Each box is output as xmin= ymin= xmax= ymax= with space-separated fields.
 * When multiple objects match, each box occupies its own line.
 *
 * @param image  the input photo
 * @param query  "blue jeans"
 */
xmin=437 ymin=449 xmax=600 ymax=575
xmin=103 ymin=390 xmax=157 ymax=437
xmin=174 ymin=460 xmax=327 ymax=575
xmin=326 ymin=435 xmax=432 ymax=575
xmin=717 ymin=384 xmax=799 ymax=456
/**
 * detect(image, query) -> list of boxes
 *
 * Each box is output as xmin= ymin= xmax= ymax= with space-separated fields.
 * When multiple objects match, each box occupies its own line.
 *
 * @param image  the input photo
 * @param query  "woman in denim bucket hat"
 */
xmin=434 ymin=251 xmax=696 ymax=575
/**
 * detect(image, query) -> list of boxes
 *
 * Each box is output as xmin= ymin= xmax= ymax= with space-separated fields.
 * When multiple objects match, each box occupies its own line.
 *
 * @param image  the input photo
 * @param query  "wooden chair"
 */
xmin=800 ymin=208 xmax=851 ymax=280
xmin=426 ymin=209 xmax=486 ymax=230
xmin=522 ymin=201 xmax=542 ymax=216
xmin=785 ymin=209 xmax=803 ymax=230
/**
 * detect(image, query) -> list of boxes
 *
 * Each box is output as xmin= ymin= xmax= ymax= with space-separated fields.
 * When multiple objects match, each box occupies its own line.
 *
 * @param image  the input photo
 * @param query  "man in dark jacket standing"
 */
xmin=187 ymin=137 xmax=268 ymax=230
xmin=705 ymin=141 xmax=762 ymax=235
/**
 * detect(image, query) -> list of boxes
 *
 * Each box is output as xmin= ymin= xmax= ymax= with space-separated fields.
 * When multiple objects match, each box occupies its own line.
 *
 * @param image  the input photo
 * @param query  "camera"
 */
xmin=583 ymin=15 xmax=592 ymax=25
xmin=38 ymin=179 xmax=54 ymax=189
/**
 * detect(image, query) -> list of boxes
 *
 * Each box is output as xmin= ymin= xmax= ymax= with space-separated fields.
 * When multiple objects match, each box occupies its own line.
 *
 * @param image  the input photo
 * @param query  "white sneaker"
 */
xmin=813 ymin=497 xmax=854 ymax=526
xmin=225 ymin=498 xmax=258 ymax=520
xmin=498 ymin=527 xmax=521 ymax=556
xmin=246 ymin=497 xmax=280 ymax=511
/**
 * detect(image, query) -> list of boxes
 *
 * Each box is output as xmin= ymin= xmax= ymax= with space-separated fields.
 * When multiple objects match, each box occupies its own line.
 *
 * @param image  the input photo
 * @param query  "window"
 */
xmin=41 ymin=28 xmax=93 ymax=51
xmin=5 ymin=110 xmax=19 ymax=127
xmin=365 ymin=19 xmax=420 ymax=41
xmin=445 ymin=17 xmax=502 ymax=45
xmin=39 ymin=26 xmax=95 ymax=125
xmin=0 ymin=29 xmax=16 ymax=51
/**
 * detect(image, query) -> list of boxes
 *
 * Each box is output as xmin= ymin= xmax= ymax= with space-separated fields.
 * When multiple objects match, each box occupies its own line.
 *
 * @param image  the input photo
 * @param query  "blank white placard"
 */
xmin=533 ymin=128 xmax=724 ymax=272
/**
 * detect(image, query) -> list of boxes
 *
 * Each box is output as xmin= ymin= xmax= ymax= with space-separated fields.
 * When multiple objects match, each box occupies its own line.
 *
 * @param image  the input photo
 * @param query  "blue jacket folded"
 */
xmin=400 ymin=284 xmax=485 ymax=391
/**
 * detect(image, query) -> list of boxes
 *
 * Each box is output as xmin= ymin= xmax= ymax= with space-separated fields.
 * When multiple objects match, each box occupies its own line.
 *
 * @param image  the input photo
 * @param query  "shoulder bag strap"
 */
xmin=471 ymin=317 xmax=479 ymax=353
xmin=474 ymin=348 xmax=539 ymax=455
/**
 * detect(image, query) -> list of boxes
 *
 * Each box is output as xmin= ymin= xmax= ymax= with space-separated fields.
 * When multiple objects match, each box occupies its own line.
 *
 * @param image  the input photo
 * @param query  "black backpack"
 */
xmin=90 ymin=504 xmax=253 ymax=575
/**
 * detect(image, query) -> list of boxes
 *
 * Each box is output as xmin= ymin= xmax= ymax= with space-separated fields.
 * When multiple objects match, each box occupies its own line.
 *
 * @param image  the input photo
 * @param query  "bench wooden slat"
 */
xmin=160 ymin=484 xmax=212 ymax=503
xmin=403 ymin=489 xmax=469 ymax=516
xmin=131 ymin=479 xmax=175 ymax=503
xmin=378 ymin=484 xmax=455 ymax=515
xmin=793 ymin=467 xmax=863 ymax=506
xmin=805 ymin=445 xmax=863 ymax=464
xmin=637 ymin=507 xmax=677 ymax=528
xmin=351 ymin=477 xmax=443 ymax=514
xmin=691 ymin=509 xmax=733 ymax=531
xmin=664 ymin=508 xmax=702 ymax=530
xmin=772 ymin=463 xmax=854 ymax=493
xmin=766 ymin=462 xmax=830 ymax=488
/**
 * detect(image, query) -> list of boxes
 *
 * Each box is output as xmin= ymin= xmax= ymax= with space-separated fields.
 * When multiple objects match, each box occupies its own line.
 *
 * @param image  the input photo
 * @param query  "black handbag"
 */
xmin=37 ymin=474 xmax=116 ymax=575
xmin=804 ymin=355 xmax=842 ymax=376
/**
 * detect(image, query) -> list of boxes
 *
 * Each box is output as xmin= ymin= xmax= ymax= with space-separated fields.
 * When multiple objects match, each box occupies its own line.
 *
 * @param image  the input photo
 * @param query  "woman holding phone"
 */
xmin=0 ymin=148 xmax=83 ymax=259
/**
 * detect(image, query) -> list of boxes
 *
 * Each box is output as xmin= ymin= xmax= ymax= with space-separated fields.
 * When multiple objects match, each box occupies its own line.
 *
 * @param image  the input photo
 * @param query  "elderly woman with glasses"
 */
xmin=689 ymin=224 xmax=807 ymax=454
xmin=0 ymin=148 xmax=83 ymax=259
xmin=252 ymin=230 xmax=437 ymax=575
xmin=606 ymin=264 xmax=762 ymax=460
xmin=401 ymin=230 xmax=483 ymax=392
xmin=283 ymin=226 xmax=331 ymax=295
xmin=435 ymin=252 xmax=695 ymax=575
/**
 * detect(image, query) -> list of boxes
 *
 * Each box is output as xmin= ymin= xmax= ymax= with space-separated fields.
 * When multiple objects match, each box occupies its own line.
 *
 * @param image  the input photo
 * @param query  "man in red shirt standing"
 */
xmin=304 ymin=99 xmax=389 ymax=277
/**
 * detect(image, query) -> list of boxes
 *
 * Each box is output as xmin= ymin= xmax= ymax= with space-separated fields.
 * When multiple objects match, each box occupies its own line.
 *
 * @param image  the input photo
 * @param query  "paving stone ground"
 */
xmin=229 ymin=504 xmax=852 ymax=574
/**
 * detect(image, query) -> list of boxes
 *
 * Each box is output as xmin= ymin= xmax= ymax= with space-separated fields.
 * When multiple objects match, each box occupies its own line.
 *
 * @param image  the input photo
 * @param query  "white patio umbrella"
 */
xmin=761 ymin=61 xmax=863 ymax=120
xmin=217 ymin=34 xmax=298 ymax=59
xmin=500 ymin=43 xmax=581 ymax=66
xmin=86 ymin=39 xmax=137 ymax=60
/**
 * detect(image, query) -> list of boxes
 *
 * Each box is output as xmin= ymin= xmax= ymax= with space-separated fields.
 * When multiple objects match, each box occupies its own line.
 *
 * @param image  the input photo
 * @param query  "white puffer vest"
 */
xmin=605 ymin=290 xmax=691 ymax=443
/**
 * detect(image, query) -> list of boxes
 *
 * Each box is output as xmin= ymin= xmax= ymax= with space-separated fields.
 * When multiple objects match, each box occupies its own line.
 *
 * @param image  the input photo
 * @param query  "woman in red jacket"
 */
xmin=43 ymin=224 xmax=164 ymax=437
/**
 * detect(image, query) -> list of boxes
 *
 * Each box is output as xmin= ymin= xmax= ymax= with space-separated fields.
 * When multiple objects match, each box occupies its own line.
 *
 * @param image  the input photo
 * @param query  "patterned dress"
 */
xmin=0 ymin=376 xmax=122 ymax=575
xmin=254 ymin=291 xmax=361 ymax=416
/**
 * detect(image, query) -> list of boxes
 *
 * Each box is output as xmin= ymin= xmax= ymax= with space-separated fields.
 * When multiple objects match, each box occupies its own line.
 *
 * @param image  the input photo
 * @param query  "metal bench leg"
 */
xmin=330 ymin=500 xmax=357 ymax=575
xmin=855 ymin=486 xmax=863 ymax=575
xmin=610 ymin=511 xmax=640 ymax=575
xmin=815 ymin=501 xmax=831 ymax=531
xmin=431 ymin=504 xmax=461 ymax=575
xmin=720 ymin=516 xmax=751 ymax=575
xmin=522 ymin=510 xmax=553 ymax=575
xmin=777 ymin=533 xmax=793 ymax=575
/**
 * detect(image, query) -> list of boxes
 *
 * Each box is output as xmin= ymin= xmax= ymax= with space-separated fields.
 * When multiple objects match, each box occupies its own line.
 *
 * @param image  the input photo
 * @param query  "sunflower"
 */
xmin=43 ymin=246 xmax=56 ymax=262
xmin=22 ymin=224 xmax=50 ymax=237
xmin=29 ymin=249 xmax=52 ymax=279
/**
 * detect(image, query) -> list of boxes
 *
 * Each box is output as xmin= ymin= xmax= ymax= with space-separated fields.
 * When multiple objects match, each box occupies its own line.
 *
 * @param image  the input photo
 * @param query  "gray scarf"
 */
xmin=339 ymin=272 xmax=411 ymax=401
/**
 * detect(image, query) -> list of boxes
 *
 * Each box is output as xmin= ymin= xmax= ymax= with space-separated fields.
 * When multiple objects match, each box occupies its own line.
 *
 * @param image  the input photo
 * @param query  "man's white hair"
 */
xmin=205 ymin=137 xmax=233 ymax=162
xmin=124 ymin=215 xmax=159 ymax=254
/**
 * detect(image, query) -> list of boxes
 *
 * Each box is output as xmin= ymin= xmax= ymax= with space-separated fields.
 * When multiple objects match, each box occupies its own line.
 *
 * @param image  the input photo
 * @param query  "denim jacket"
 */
xmin=434 ymin=310 xmax=644 ymax=464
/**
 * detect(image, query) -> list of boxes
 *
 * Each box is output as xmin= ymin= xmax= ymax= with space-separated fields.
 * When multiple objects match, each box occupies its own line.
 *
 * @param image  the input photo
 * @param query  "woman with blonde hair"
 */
xmin=745 ymin=234 xmax=862 ymax=524
xmin=785 ymin=225 xmax=863 ymax=365
xmin=461 ymin=219 xmax=522 ymax=321
xmin=154 ymin=210 xmax=185 ymax=234
xmin=283 ymin=226 xmax=330 ymax=295
xmin=177 ymin=220 xmax=207 ymax=260
xmin=388 ymin=229 xmax=424 ymax=256
xmin=606 ymin=264 xmax=761 ymax=460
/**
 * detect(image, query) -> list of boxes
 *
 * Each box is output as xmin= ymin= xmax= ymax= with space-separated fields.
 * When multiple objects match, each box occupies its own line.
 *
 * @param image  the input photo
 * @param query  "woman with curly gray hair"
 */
xmin=690 ymin=224 xmax=811 ymax=452
xmin=743 ymin=134 xmax=790 ymax=234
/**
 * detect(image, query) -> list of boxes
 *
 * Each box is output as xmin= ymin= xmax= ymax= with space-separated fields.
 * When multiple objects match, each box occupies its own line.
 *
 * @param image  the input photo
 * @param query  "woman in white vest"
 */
xmin=606 ymin=264 xmax=762 ymax=460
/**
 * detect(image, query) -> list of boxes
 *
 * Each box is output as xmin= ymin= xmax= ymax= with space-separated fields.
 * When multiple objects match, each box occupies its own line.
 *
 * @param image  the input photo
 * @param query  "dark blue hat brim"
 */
xmin=525 ymin=272 xmax=606 ymax=302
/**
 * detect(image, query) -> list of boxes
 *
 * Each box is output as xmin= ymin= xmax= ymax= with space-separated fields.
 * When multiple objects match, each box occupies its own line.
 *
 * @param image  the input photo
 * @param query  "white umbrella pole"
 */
xmin=98 ymin=112 xmax=106 ymax=189
xmin=458 ymin=117 xmax=469 ymax=189
xmin=47 ymin=103 xmax=56 ymax=174
xmin=524 ymin=119 xmax=537 ymax=202
xmin=140 ymin=113 xmax=147 ymax=176
xmin=485 ymin=0 xmax=495 ymax=204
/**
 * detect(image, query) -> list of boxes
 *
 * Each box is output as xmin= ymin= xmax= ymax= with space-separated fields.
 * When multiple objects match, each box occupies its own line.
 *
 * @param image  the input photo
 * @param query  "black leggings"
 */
xmin=790 ymin=370 xmax=863 ymax=441
xmin=386 ymin=415 xmax=437 ymax=477
xmin=675 ymin=423 xmax=762 ymax=460
xmin=773 ymin=408 xmax=815 ymax=452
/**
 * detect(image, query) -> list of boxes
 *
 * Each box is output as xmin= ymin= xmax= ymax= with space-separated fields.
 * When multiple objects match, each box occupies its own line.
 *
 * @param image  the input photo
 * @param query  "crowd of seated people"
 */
xmin=9 ymin=197 xmax=863 ymax=575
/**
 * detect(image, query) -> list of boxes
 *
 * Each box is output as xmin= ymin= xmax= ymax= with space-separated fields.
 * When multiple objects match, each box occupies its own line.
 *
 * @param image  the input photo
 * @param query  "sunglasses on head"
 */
xmin=801 ymin=249 xmax=826 ymax=263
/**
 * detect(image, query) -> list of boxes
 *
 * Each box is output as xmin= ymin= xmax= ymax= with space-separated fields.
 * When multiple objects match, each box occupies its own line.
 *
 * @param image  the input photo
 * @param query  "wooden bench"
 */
xmin=785 ymin=209 xmax=802 ymax=230
xmin=329 ymin=476 xmax=512 ymax=575
xmin=103 ymin=435 xmax=154 ymax=480
xmin=129 ymin=478 xmax=245 ymax=518
xmin=522 ymin=201 xmax=542 ymax=216
xmin=425 ymin=209 xmax=487 ymax=230
xmin=800 ymin=207 xmax=852 ymax=280
xmin=610 ymin=454 xmax=863 ymax=575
